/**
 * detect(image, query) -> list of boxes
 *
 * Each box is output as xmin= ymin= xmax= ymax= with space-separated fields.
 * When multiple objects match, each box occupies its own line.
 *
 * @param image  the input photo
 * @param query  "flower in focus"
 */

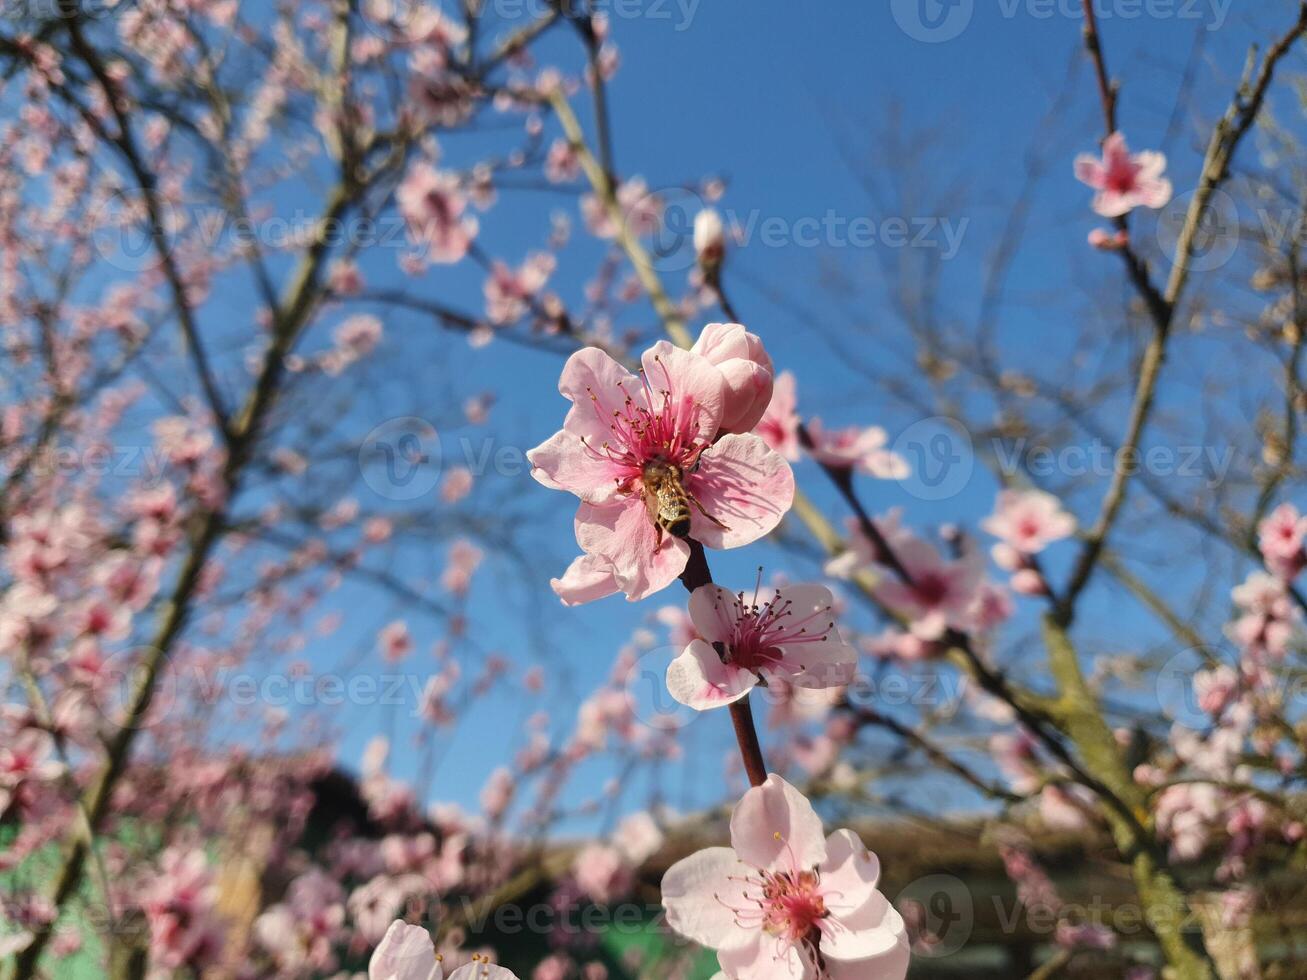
xmin=662 ymin=774 xmax=909 ymax=979
xmin=398 ymin=163 xmax=478 ymax=264
xmin=805 ymin=418 xmax=909 ymax=479
xmin=690 ymin=322 xmax=774 ymax=434
xmin=1074 ymin=132 xmax=1172 ymax=218
xmin=528 ymin=339 xmax=794 ymax=604
xmin=370 ymin=920 xmax=518 ymax=980
xmin=666 ymin=582 xmax=856 ymax=710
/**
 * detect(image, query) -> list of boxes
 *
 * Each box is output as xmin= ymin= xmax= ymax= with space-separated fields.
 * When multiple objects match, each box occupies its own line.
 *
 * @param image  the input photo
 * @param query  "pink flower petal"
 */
xmin=717 ymin=931 xmax=808 ymax=980
xmin=527 ymin=429 xmax=623 ymax=504
xmin=688 ymin=583 xmax=738 ymax=646
xmin=687 ymin=433 xmax=794 ymax=550
xmin=666 ymin=639 xmax=757 ymax=710
xmin=640 ymin=340 xmax=726 ymax=445
xmin=661 ymin=846 xmax=754 ymax=949
xmin=574 ymin=499 xmax=689 ymax=602
xmin=554 ymin=346 xmax=652 ymax=453
xmin=822 ymin=883 xmax=910 ymax=975
xmin=729 ymin=774 xmax=826 ymax=873
xmin=1073 ymin=154 xmax=1105 ymax=188
xmin=550 ymin=553 xmax=621 ymax=606
xmin=448 ymin=964 xmax=517 ymax=980
xmin=818 ymin=829 xmax=881 ymax=920
xmin=369 ymin=921 xmax=441 ymax=980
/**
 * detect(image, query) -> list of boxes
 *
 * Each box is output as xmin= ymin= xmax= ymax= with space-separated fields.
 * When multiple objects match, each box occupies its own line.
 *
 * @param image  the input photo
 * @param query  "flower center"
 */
xmin=913 ymin=572 xmax=949 ymax=606
xmin=721 ymin=587 xmax=834 ymax=673
xmin=1105 ymin=158 xmax=1140 ymax=194
xmin=579 ymin=356 xmax=709 ymax=485
xmin=759 ymin=868 xmax=828 ymax=942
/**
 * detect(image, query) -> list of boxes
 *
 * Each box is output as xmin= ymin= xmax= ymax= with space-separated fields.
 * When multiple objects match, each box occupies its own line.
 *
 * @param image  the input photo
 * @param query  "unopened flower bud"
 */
xmin=693 ymin=208 xmax=726 ymax=272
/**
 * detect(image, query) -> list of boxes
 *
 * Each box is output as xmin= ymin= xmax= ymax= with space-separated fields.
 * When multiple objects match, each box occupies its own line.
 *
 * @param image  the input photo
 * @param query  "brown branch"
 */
xmin=678 ymin=539 xmax=768 ymax=788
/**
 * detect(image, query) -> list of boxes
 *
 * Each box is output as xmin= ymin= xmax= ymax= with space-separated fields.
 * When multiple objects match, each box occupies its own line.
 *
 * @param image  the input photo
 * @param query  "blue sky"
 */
xmin=233 ymin=1 xmax=1299 ymax=828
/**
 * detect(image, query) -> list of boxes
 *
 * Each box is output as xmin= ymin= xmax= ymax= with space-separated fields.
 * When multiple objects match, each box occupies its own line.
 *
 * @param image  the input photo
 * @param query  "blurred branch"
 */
xmin=1059 ymin=2 xmax=1307 ymax=624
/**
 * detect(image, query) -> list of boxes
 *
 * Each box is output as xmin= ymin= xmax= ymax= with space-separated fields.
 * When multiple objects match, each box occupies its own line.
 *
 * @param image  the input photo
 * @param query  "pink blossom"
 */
xmin=441 ymin=467 xmax=474 ymax=504
xmin=528 ymin=341 xmax=794 ymax=604
xmin=581 ymin=177 xmax=660 ymax=240
xmin=753 ymin=369 xmax=800 ymax=462
xmin=141 ymin=848 xmax=224 ymax=971
xmin=1074 ymin=132 xmax=1172 ymax=218
xmin=485 ymin=252 xmax=556 ymax=325
xmin=1039 ymin=785 xmax=1094 ymax=832
xmin=533 ymin=955 xmax=572 ymax=980
xmin=442 ymin=539 xmax=483 ymax=596
xmin=254 ymin=870 xmax=346 ymax=973
xmin=805 ymin=418 xmax=909 ymax=479
xmin=1088 ymin=227 xmax=1129 ymax=251
xmin=982 ymin=490 xmax=1076 ymax=557
xmin=370 ymin=920 xmax=518 ymax=980
xmin=378 ymin=620 xmax=413 ymax=662
xmin=480 ymin=766 xmax=514 ymax=819
xmin=690 ymin=322 xmax=774 ymax=434
xmin=0 ymin=730 xmax=64 ymax=815
xmin=328 ymin=258 xmax=365 ymax=295
xmin=153 ymin=415 xmax=215 ymax=466
xmin=1228 ymin=571 xmax=1299 ymax=662
xmin=1194 ymin=666 xmax=1238 ymax=717
xmin=398 ymin=163 xmax=478 ymax=264
xmin=1258 ymin=503 xmax=1306 ymax=580
xmin=334 ymin=314 xmax=384 ymax=361
xmin=871 ymin=532 xmax=984 ymax=640
xmin=666 ymin=583 xmax=856 ymax=711
xmin=1055 ymin=922 xmax=1116 ymax=951
xmin=545 ymin=139 xmax=580 ymax=184
xmin=613 ymin=811 xmax=664 ymax=865
xmin=573 ymin=843 xmax=633 ymax=903
xmin=1155 ymin=783 xmax=1222 ymax=862
xmin=662 ymin=774 xmax=909 ymax=979
xmin=864 ymin=628 xmax=932 ymax=663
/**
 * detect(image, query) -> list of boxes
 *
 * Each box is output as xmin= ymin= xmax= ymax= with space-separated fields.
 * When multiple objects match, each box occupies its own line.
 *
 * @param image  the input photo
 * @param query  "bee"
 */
xmin=641 ymin=458 xmax=727 ymax=550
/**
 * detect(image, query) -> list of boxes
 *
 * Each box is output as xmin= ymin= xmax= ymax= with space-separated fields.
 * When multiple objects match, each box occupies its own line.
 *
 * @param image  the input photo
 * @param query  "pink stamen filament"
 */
xmin=717 ymin=589 xmax=835 ymax=672
xmin=576 ymin=361 xmax=710 ymax=484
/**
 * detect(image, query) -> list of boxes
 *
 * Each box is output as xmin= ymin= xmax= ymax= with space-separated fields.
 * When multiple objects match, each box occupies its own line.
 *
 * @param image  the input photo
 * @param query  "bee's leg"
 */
xmin=652 ymin=521 xmax=665 ymax=553
xmin=690 ymin=495 xmax=730 ymax=530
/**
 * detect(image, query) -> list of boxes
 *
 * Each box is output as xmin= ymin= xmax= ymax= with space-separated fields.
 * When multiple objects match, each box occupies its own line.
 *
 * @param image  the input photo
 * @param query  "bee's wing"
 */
xmin=642 ymin=481 xmax=664 ymax=523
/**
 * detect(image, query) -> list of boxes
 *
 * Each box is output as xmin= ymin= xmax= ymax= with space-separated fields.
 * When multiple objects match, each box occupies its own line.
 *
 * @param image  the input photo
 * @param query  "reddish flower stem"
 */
xmin=678 ymin=538 xmax=769 ymax=788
